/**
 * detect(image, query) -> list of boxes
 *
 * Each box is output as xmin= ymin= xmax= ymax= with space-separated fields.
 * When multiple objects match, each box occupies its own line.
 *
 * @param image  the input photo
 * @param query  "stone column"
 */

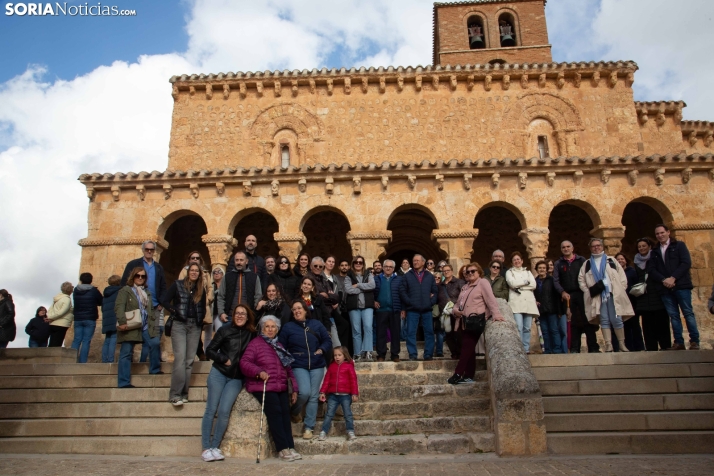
xmin=518 ymin=227 xmax=550 ymax=270
xmin=431 ymin=229 xmax=480 ymax=271
xmin=590 ymin=225 xmax=625 ymax=256
xmin=202 ymin=234 xmax=238 ymax=272
xmin=346 ymin=231 xmax=392 ymax=263
xmin=273 ymin=232 xmax=307 ymax=264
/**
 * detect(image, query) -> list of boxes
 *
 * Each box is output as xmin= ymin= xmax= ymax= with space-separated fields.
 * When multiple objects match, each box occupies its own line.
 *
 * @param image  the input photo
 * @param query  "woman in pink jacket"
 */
xmin=240 ymin=315 xmax=300 ymax=462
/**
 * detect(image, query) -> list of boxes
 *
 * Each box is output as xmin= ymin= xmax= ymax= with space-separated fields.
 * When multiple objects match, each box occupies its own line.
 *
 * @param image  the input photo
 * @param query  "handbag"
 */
xmin=464 ymin=312 xmax=486 ymax=333
xmin=629 ymin=274 xmax=647 ymax=297
xmin=165 ymin=315 xmax=174 ymax=337
xmin=124 ymin=309 xmax=143 ymax=330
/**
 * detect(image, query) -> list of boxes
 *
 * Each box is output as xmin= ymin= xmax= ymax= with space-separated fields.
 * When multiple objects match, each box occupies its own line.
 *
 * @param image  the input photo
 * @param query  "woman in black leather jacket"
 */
xmin=200 ymin=304 xmax=256 ymax=462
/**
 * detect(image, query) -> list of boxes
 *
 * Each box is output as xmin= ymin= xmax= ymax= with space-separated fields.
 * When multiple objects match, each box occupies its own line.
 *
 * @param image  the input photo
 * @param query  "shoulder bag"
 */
xmin=629 ymin=274 xmax=647 ymax=297
xmin=464 ymin=312 xmax=486 ymax=333
xmin=124 ymin=309 xmax=143 ymax=330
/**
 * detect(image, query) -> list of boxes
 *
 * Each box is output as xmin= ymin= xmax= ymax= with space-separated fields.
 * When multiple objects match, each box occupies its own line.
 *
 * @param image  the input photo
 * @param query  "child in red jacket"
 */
xmin=317 ymin=346 xmax=359 ymax=441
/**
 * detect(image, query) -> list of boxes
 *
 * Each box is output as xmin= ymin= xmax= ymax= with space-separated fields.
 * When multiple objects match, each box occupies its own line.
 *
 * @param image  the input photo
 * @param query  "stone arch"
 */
xmin=300 ymin=206 xmax=352 ymax=262
xmin=620 ymin=197 xmax=672 ymax=258
xmin=495 ymin=7 xmax=521 ymax=47
xmin=463 ymin=10 xmax=489 ymax=49
xmin=386 ymin=206 xmax=446 ymax=265
xmin=157 ymin=207 xmax=210 ymax=239
xmin=230 ymin=208 xmax=280 ymax=260
xmin=547 ymin=200 xmax=600 ymax=259
xmin=158 ymin=211 xmax=209 ymax=285
xmin=471 ymin=202 xmax=528 ymax=267
xmin=386 ymin=203 xmax=441 ymax=231
xmin=250 ymin=103 xmax=324 ymax=166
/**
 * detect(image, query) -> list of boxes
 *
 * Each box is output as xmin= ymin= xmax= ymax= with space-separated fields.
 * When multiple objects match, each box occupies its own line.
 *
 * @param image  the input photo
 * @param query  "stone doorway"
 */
xmin=385 ymin=208 xmax=446 ymax=264
xmin=160 ymin=214 xmax=209 ymax=286
xmin=301 ymin=210 xmax=352 ymax=262
xmin=232 ymin=211 xmax=280 ymax=260
xmin=471 ymin=205 xmax=526 ymax=268
xmin=621 ymin=201 xmax=666 ymax=259
xmin=547 ymin=203 xmax=595 ymax=260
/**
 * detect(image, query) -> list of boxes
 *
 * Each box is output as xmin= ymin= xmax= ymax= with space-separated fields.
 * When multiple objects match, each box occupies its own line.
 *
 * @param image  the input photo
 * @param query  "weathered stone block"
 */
xmin=496 ymin=397 xmax=545 ymax=422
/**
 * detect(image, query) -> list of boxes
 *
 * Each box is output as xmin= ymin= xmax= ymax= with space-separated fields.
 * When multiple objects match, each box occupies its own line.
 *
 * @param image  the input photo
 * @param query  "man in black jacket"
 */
xmin=71 ymin=272 xmax=103 ymax=363
xmin=646 ymin=225 xmax=700 ymax=350
xmin=399 ymin=254 xmax=438 ymax=361
xmin=243 ymin=235 xmax=268 ymax=290
xmin=553 ymin=240 xmax=600 ymax=353
xmin=217 ymin=252 xmax=262 ymax=321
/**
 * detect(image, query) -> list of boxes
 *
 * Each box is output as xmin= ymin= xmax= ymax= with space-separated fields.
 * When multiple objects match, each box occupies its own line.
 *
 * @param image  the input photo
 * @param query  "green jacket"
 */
xmin=486 ymin=275 xmax=509 ymax=300
xmin=114 ymin=286 xmax=157 ymax=343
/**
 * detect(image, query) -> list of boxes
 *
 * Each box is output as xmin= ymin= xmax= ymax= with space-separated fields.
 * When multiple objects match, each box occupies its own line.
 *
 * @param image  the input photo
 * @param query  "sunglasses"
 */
xmin=190 ymin=256 xmax=201 ymax=260
xmin=312 ymin=265 xmax=324 ymax=269
xmin=491 ymin=265 xmax=501 ymax=269
xmin=135 ymin=274 xmax=147 ymax=279
xmin=144 ymin=248 xmax=155 ymax=252
xmin=464 ymin=269 xmax=477 ymax=275
xmin=354 ymin=261 xmax=364 ymax=265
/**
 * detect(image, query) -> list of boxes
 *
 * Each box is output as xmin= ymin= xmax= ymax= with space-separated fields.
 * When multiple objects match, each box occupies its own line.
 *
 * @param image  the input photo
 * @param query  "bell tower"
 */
xmin=433 ymin=0 xmax=552 ymax=66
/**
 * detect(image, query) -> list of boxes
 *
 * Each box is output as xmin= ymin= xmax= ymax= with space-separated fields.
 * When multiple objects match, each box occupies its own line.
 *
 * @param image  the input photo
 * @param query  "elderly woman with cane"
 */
xmin=240 ymin=315 xmax=300 ymax=462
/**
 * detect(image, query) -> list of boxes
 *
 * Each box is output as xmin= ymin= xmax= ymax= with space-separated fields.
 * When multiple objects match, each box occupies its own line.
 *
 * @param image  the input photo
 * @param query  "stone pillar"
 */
xmin=518 ymin=227 xmax=549 ymax=271
xmin=346 ymin=231 xmax=392 ymax=263
xmin=202 ymin=234 xmax=238 ymax=271
xmin=590 ymin=225 xmax=625 ymax=256
xmin=221 ymin=391 xmax=274 ymax=458
xmin=273 ymin=232 xmax=307 ymax=264
xmin=431 ymin=229 xmax=480 ymax=271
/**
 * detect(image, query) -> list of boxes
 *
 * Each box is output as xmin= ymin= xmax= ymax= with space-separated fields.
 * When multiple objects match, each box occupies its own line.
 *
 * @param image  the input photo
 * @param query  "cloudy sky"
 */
xmin=1 ymin=0 xmax=713 ymax=346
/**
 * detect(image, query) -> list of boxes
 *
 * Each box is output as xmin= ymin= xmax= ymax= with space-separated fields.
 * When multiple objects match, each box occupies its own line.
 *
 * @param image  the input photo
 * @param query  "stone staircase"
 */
xmin=530 ymin=350 xmax=714 ymax=455
xmin=0 ymin=345 xmax=494 ymax=458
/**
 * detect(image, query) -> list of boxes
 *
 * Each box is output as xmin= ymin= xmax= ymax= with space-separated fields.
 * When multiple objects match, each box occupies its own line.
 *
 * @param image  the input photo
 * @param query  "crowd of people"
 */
xmin=0 ymin=224 xmax=709 ymax=461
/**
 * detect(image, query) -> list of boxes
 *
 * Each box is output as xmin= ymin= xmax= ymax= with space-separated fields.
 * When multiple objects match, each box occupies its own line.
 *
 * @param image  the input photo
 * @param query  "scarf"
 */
xmin=131 ymin=285 xmax=149 ymax=329
xmin=261 ymin=334 xmax=294 ymax=368
xmin=634 ymin=251 xmax=650 ymax=270
xmin=589 ymin=253 xmax=611 ymax=303
xmin=262 ymin=297 xmax=284 ymax=314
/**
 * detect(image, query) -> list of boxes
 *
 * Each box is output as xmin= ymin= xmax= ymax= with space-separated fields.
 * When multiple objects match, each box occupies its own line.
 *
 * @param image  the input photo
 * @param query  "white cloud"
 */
xmin=2 ymin=0 xmax=713 ymax=346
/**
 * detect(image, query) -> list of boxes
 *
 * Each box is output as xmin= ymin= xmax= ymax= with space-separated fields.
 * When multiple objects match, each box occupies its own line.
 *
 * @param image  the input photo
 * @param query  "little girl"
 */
xmin=317 ymin=346 xmax=359 ymax=441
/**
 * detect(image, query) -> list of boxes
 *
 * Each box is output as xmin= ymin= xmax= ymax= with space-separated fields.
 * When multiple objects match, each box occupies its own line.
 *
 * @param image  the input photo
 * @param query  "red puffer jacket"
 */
xmin=319 ymin=361 xmax=359 ymax=395
xmin=240 ymin=336 xmax=298 ymax=394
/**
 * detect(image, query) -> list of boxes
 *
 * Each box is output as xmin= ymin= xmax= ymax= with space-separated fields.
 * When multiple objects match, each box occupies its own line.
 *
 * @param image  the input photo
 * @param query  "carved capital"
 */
xmin=274 ymin=232 xmax=307 ymax=245
xmin=203 ymin=236 xmax=238 ymax=271
xmin=591 ymin=225 xmax=625 ymax=255
xmin=518 ymin=227 xmax=550 ymax=268
xmin=202 ymin=234 xmax=238 ymax=245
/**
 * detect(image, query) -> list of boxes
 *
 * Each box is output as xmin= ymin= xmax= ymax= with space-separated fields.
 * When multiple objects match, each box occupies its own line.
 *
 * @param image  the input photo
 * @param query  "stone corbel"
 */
xmin=326 ymin=79 xmax=333 ymax=95
xmin=407 ymin=174 xmax=416 ymax=190
xmin=223 ymin=84 xmax=230 ymax=99
xmin=432 ymin=75 xmax=439 ymax=90
xmin=298 ymin=178 xmax=307 ymax=193
xmin=353 ymin=177 xmax=361 ymax=194
xmin=656 ymin=107 xmax=666 ymax=126
xmin=681 ymin=168 xmax=692 ymax=184
xmin=379 ymin=77 xmax=385 ymax=93
xmin=86 ymin=186 xmax=96 ymax=202
xmin=239 ymin=82 xmax=247 ymax=98
xmin=591 ymin=71 xmax=600 ymax=87
xmin=432 ymin=229 xmax=480 ymax=269
xmin=271 ymin=179 xmax=280 ymax=196
xmin=344 ymin=77 xmax=351 ymax=95
xmin=450 ymin=75 xmax=457 ymax=91
xmin=381 ymin=175 xmax=389 ymax=190
xmin=171 ymin=85 xmax=179 ymax=100
xmin=654 ymin=168 xmax=665 ymax=186
xmin=362 ymin=77 xmax=369 ymax=93
xmin=216 ymin=182 xmax=225 ymax=196
xmin=309 ymin=79 xmax=316 ymax=94
xmin=626 ymin=71 xmax=635 ymax=88
xmin=467 ymin=74 xmax=474 ymax=91
xmin=397 ymin=75 xmax=404 ymax=92
xmin=273 ymin=232 xmax=307 ymax=263
xmin=502 ymin=74 xmax=510 ymax=90
xmin=256 ymin=81 xmax=264 ymax=97
xmin=190 ymin=183 xmax=199 ymax=199
xmin=574 ymin=72 xmax=582 ymax=88
xmin=189 ymin=85 xmax=196 ymax=96
xmin=163 ymin=184 xmax=173 ymax=200
xmin=638 ymin=108 xmax=649 ymax=125
xmin=111 ymin=185 xmax=121 ymax=201
xmin=435 ymin=174 xmax=444 ymax=191
xmin=521 ymin=74 xmax=529 ymax=89
xmin=325 ymin=177 xmax=334 ymax=194
xmin=574 ymin=170 xmax=584 ymax=186
xmin=491 ymin=173 xmax=500 ymax=188
xmin=546 ymin=172 xmax=556 ymax=187
xmin=556 ymin=71 xmax=565 ymax=89
xmin=463 ymin=173 xmax=472 ymax=191
xmin=206 ymin=83 xmax=213 ymax=100
xmin=628 ymin=170 xmax=638 ymax=186
xmin=705 ymin=131 xmax=714 ymax=147
xmin=518 ymin=227 xmax=550 ymax=270
xmin=291 ymin=80 xmax=298 ymax=97
xmin=518 ymin=172 xmax=527 ymax=190
xmin=609 ymin=71 xmax=618 ymax=88
xmin=538 ymin=73 xmax=546 ymax=88
xmin=346 ymin=231 xmax=392 ymax=263
xmin=415 ymin=75 xmax=422 ymax=91
xmin=709 ymin=169 xmax=714 ymax=182
xmin=688 ymin=131 xmax=698 ymax=147
xmin=600 ymin=169 xmax=611 ymax=184
xmin=591 ymin=225 xmax=626 ymax=256
xmin=136 ymin=184 xmax=146 ymax=201
xmin=242 ymin=181 xmax=252 ymax=196
xmin=484 ymin=74 xmax=492 ymax=91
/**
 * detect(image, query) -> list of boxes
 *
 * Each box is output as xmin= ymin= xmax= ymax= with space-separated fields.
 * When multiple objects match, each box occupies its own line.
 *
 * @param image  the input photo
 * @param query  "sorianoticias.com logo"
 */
xmin=5 ymin=2 xmax=137 ymax=16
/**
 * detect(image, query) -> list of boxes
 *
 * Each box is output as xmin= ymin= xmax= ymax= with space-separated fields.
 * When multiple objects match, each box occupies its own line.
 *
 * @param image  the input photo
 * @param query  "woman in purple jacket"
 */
xmin=240 ymin=315 xmax=300 ymax=462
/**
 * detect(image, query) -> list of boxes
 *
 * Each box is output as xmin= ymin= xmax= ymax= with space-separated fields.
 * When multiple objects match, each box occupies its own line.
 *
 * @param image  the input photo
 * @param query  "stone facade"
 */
xmin=78 ymin=0 xmax=714 ymax=352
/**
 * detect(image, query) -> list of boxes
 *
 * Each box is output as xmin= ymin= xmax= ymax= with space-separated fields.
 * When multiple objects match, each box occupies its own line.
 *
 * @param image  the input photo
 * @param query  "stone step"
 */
xmin=545 ymin=411 xmax=714 ymax=432
xmin=533 ymin=363 xmax=714 ymax=381
xmin=0 ymin=373 xmax=208 ymax=390
xmin=350 ymin=396 xmax=491 ymax=420
xmin=293 ymin=432 xmax=494 ymax=455
xmin=529 ymin=350 xmax=714 ymax=368
xmin=0 ymin=436 xmax=201 ymax=457
xmin=542 ymin=393 xmax=714 ymax=413
xmin=0 ymin=418 xmax=203 ymax=437
xmin=546 ymin=431 xmax=714 ymax=455
xmin=358 ymin=370 xmax=488 ymax=387
xmin=0 ymin=362 xmax=213 ymax=376
xmin=359 ymin=382 xmax=489 ymax=401
xmin=354 ymin=359 xmax=467 ymax=374
xmin=0 ymin=402 xmax=207 ymax=419
xmin=291 ymin=415 xmax=491 ymax=437
xmin=0 ymin=387 xmax=208 ymax=404
xmin=0 ymin=348 xmax=77 ymax=364
xmin=539 ymin=377 xmax=714 ymax=396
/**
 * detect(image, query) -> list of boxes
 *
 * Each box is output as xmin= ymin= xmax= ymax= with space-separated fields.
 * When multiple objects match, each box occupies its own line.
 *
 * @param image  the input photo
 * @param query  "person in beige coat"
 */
xmin=48 ymin=282 xmax=74 ymax=347
xmin=505 ymin=252 xmax=540 ymax=353
xmin=578 ymin=238 xmax=635 ymax=352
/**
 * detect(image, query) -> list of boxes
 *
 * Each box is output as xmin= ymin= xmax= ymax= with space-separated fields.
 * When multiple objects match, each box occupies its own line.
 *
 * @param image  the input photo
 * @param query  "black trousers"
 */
xmin=444 ymin=316 xmax=462 ymax=358
xmin=641 ymin=309 xmax=672 ymax=351
xmin=335 ymin=309 xmax=352 ymax=355
xmin=623 ymin=316 xmax=646 ymax=351
xmin=48 ymin=326 xmax=69 ymax=347
xmin=375 ymin=310 xmax=401 ymax=358
xmin=252 ymin=391 xmax=294 ymax=452
xmin=570 ymin=323 xmax=600 ymax=353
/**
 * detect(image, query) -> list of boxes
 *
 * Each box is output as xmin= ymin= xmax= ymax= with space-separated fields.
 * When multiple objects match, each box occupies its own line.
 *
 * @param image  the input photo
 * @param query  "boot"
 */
xmin=614 ymin=328 xmax=629 ymax=352
xmin=601 ymin=328 xmax=613 ymax=352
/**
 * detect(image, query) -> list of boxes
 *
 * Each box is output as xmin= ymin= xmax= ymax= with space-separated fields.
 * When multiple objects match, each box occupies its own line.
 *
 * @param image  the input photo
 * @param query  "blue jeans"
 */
xmin=539 ymin=314 xmax=562 ymax=354
xmin=102 ymin=331 xmax=117 ymax=363
xmin=140 ymin=326 xmax=164 ymax=362
xmin=349 ymin=308 xmax=374 ymax=354
xmin=321 ymin=394 xmax=354 ymax=434
xmin=513 ymin=313 xmax=533 ymax=352
xmin=201 ymin=367 xmax=243 ymax=450
xmin=29 ymin=339 xmax=47 ymax=348
xmin=661 ymin=289 xmax=700 ymax=345
xmin=406 ymin=311 xmax=434 ymax=359
xmin=71 ymin=320 xmax=96 ymax=363
xmin=558 ymin=315 xmax=569 ymax=354
xmin=400 ymin=316 xmax=407 ymax=341
xmin=435 ymin=329 xmax=445 ymax=355
xmin=291 ymin=367 xmax=325 ymax=430
xmin=118 ymin=341 xmax=136 ymax=387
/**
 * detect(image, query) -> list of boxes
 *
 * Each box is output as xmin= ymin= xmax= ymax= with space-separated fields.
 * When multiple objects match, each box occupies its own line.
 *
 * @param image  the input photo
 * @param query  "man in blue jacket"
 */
xmin=647 ymin=224 xmax=700 ymax=350
xmin=374 ymin=259 xmax=405 ymax=362
xmin=399 ymin=254 xmax=438 ymax=361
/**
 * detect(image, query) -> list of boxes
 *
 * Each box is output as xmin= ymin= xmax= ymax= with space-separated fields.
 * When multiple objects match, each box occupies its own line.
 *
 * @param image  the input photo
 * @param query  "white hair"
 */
xmin=141 ymin=240 xmax=157 ymax=251
xmin=258 ymin=315 xmax=281 ymax=333
xmin=311 ymin=256 xmax=324 ymax=265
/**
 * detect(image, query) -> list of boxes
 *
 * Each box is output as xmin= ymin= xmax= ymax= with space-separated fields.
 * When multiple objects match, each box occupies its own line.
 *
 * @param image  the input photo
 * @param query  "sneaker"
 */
xmin=347 ymin=431 xmax=357 ymax=441
xmin=302 ymin=429 xmax=313 ymax=440
xmin=201 ymin=449 xmax=216 ymax=462
xmin=289 ymin=448 xmax=302 ymax=460
xmin=211 ymin=448 xmax=225 ymax=461
xmin=170 ymin=398 xmax=183 ymax=407
xmin=279 ymin=449 xmax=295 ymax=461
xmin=364 ymin=352 xmax=373 ymax=362
xmin=456 ymin=377 xmax=475 ymax=385
xmin=317 ymin=431 xmax=327 ymax=441
xmin=689 ymin=342 xmax=701 ymax=350
xmin=447 ymin=373 xmax=462 ymax=385
xmin=353 ymin=354 xmax=362 ymax=363
xmin=181 ymin=396 xmax=189 ymax=403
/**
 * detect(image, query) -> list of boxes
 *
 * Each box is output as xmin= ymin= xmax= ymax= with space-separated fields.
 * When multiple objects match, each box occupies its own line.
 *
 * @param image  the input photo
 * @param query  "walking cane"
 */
xmin=256 ymin=378 xmax=267 ymax=464
xmin=565 ymin=297 xmax=572 ymax=322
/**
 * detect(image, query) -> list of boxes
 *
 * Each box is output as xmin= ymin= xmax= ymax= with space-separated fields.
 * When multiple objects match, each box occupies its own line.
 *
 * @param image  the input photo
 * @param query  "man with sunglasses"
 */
xmin=374 ymin=260 xmax=404 ymax=362
xmin=121 ymin=240 xmax=167 ymax=333
xmin=399 ymin=254 xmax=438 ymax=361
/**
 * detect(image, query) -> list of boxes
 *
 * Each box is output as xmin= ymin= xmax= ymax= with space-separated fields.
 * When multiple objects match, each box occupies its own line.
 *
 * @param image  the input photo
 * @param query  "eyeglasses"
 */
xmin=464 ymin=269 xmax=477 ymax=275
xmin=427 ymin=262 xmax=434 ymax=265
xmin=384 ymin=265 xmax=394 ymax=268
xmin=312 ymin=265 xmax=324 ymax=269
xmin=135 ymin=274 xmax=147 ymax=279
xmin=144 ymin=248 xmax=155 ymax=252
xmin=354 ymin=261 xmax=364 ymax=265
xmin=280 ymin=260 xmax=289 ymax=264
xmin=190 ymin=256 xmax=200 ymax=260
xmin=491 ymin=265 xmax=501 ymax=269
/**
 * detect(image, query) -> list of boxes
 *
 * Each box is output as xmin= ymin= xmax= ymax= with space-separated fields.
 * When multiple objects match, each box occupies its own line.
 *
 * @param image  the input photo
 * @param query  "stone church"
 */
xmin=78 ymin=0 xmax=714 ymax=343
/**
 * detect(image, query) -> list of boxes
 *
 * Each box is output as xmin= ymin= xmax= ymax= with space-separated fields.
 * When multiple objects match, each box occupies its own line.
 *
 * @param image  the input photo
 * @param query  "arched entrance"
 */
xmin=471 ymin=205 xmax=526 ymax=267
xmin=386 ymin=207 xmax=446 ymax=265
xmin=232 ymin=210 xmax=280 ymax=259
xmin=301 ymin=210 xmax=352 ymax=261
xmin=547 ymin=203 xmax=595 ymax=259
xmin=160 ymin=214 xmax=209 ymax=286
xmin=621 ymin=200 xmax=666 ymax=258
